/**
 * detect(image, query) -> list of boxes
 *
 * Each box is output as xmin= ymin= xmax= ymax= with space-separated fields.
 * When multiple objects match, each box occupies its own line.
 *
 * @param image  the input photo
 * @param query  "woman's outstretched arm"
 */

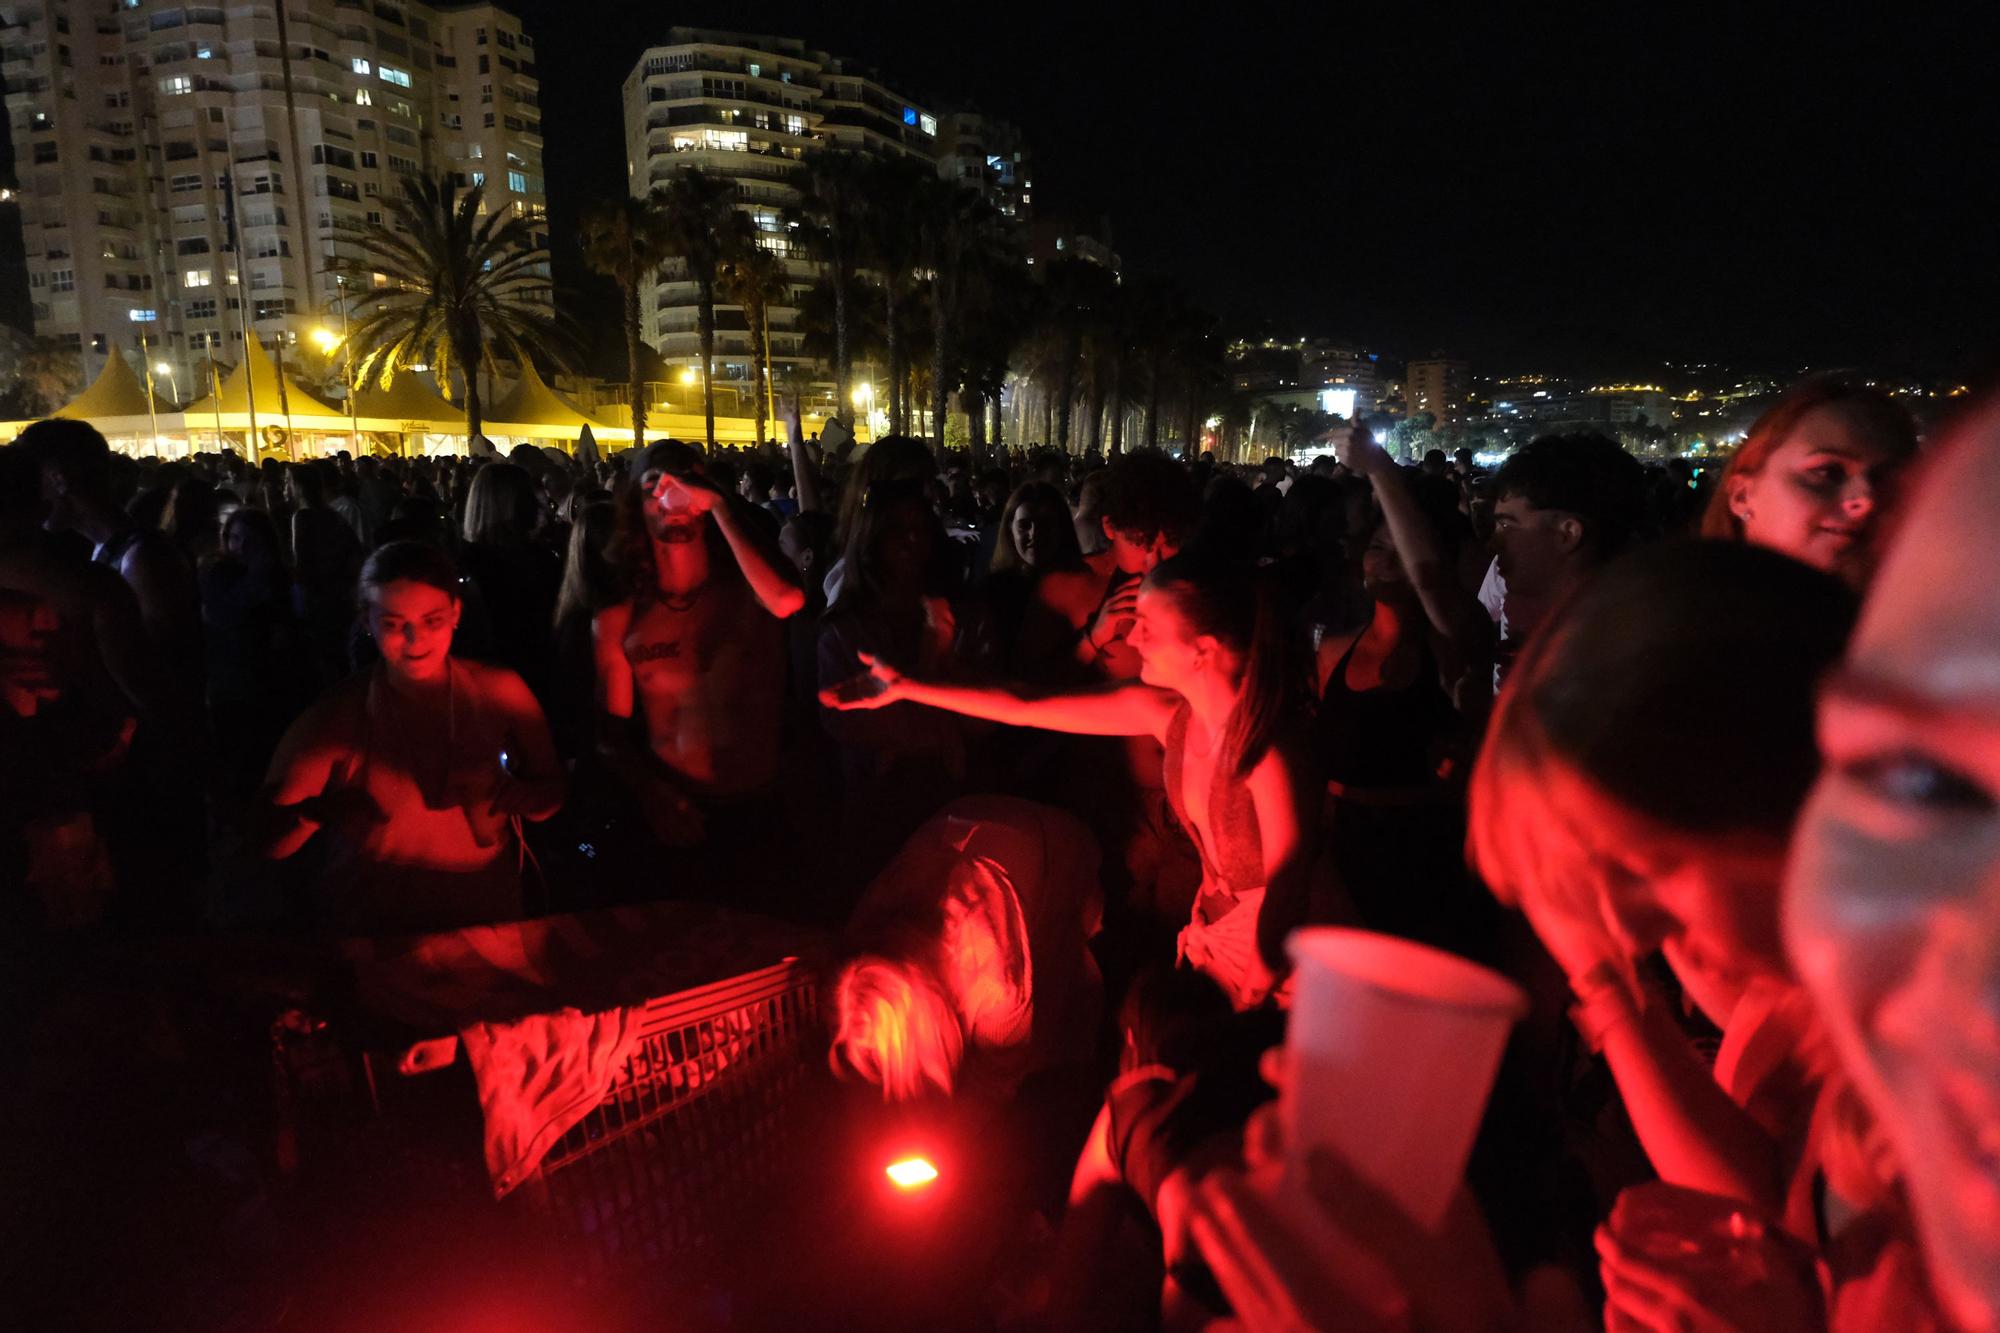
xmin=823 ymin=651 xmax=1178 ymax=742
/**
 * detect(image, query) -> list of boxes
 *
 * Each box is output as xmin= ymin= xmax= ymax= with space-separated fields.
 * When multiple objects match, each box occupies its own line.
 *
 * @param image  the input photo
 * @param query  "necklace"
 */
xmin=658 ymin=579 xmax=710 ymax=613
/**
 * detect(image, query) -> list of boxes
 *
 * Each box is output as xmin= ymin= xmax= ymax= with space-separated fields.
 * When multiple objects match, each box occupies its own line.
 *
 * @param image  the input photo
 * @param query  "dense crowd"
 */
xmin=5 ymin=370 xmax=1998 ymax=1331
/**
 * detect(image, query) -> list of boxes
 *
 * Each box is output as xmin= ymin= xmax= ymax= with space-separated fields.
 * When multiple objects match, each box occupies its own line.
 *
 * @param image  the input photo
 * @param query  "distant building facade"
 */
xmin=0 ymin=0 xmax=549 ymax=391
xmin=623 ymin=28 xmax=1031 ymax=391
xmin=1405 ymin=357 xmax=1469 ymax=423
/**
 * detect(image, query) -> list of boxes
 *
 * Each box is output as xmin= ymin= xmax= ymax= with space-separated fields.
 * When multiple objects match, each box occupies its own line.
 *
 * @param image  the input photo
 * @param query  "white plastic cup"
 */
xmin=1282 ymin=927 xmax=1528 ymax=1231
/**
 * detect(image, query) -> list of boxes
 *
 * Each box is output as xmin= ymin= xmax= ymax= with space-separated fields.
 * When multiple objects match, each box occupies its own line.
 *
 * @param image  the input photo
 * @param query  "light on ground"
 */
xmin=885 ymin=1157 xmax=938 ymax=1190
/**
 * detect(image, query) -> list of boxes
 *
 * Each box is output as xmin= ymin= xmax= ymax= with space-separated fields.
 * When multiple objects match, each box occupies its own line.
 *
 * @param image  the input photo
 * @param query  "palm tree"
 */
xmin=719 ymin=243 xmax=790 ymax=447
xmin=579 ymin=194 xmax=674 ymax=447
xmin=915 ymin=179 xmax=1011 ymax=453
xmin=341 ymin=173 xmax=568 ymax=439
xmin=0 ymin=327 xmax=84 ymax=414
xmin=787 ymin=151 xmax=872 ymax=421
xmin=655 ymin=168 xmax=751 ymax=450
xmin=1036 ymin=257 xmax=1119 ymax=453
xmin=857 ymin=156 xmax=929 ymax=435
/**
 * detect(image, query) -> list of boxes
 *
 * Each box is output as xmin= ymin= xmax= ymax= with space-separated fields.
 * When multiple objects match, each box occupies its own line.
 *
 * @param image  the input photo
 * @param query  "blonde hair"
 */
xmin=829 ymin=956 xmax=964 ymax=1101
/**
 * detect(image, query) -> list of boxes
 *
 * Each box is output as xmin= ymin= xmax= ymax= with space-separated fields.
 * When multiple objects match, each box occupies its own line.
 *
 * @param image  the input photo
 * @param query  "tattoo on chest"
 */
xmin=629 ymin=639 xmax=684 ymax=666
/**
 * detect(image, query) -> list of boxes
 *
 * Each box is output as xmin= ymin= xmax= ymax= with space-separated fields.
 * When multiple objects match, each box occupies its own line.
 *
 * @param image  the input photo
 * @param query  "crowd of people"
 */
xmin=3 ymin=368 xmax=1996 ymax=1330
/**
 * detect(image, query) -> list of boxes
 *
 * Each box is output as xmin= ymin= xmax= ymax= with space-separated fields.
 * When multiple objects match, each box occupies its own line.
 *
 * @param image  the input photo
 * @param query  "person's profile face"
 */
xmin=1783 ymin=410 xmax=2000 ymax=1332
xmin=1128 ymin=585 xmax=1200 ymax=691
xmin=1491 ymin=493 xmax=1569 ymax=594
xmin=366 ymin=578 xmax=460 ymax=682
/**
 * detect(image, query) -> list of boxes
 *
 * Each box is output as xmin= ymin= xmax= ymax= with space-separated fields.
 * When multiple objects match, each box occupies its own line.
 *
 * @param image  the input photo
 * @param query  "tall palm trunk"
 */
xmin=697 ymin=281 xmax=717 ymax=449
xmin=624 ymin=279 xmax=646 ymax=447
xmin=930 ymin=291 xmax=949 ymax=450
xmin=1107 ymin=349 xmax=1126 ymax=456
xmin=456 ymin=326 xmax=485 ymax=440
xmin=1056 ymin=339 xmax=1079 ymax=451
xmin=883 ymin=282 xmax=901 ymax=434
xmin=832 ymin=240 xmax=851 ymax=421
xmin=966 ymin=387 xmax=985 ymax=463
xmin=748 ymin=295 xmax=768 ymax=447
xmin=1182 ymin=387 xmax=1201 ymax=461
xmin=1144 ymin=351 xmax=1164 ymax=450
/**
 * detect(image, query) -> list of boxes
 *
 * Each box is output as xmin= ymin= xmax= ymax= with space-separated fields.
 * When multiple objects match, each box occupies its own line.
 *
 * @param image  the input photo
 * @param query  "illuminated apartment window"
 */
xmin=506 ymin=170 xmax=526 ymax=192
xmin=160 ymin=74 xmax=192 ymax=94
xmin=379 ymin=64 xmax=410 ymax=87
xmin=352 ymin=57 xmax=370 ymax=74
xmin=355 ymin=88 xmax=372 ymax=105
xmin=184 ymin=268 xmax=212 ymax=288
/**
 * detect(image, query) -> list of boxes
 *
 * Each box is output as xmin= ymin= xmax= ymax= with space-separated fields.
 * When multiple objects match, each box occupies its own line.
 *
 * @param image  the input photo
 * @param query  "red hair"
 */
xmin=1699 ymin=377 xmax=1916 ymax=540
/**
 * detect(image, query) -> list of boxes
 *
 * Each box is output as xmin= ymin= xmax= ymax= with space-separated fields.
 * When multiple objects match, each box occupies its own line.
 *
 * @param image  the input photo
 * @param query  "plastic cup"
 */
xmin=1282 ymin=928 xmax=1528 ymax=1231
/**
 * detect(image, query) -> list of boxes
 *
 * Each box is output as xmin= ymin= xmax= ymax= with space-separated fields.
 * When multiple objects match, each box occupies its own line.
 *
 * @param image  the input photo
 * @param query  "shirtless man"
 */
xmin=592 ymin=440 xmax=806 ymax=849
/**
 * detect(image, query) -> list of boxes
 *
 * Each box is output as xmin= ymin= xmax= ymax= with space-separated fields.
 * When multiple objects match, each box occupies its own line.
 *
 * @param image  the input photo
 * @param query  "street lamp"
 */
xmin=852 ymin=382 xmax=875 ymax=444
xmin=153 ymin=360 xmax=179 ymax=413
xmin=312 ymin=308 xmax=360 ymax=453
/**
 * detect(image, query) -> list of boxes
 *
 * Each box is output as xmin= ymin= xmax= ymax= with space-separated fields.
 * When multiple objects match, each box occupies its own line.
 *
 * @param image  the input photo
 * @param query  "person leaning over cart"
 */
xmin=258 ymin=540 xmax=565 ymax=935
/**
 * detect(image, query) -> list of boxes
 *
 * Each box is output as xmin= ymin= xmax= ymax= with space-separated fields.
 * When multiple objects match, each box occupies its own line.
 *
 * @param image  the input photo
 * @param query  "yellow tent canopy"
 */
xmin=54 ymin=351 xmax=158 ymax=422
xmin=486 ymin=360 xmax=620 ymax=441
xmin=181 ymin=337 xmax=347 ymax=427
xmin=352 ymin=370 xmax=464 ymax=433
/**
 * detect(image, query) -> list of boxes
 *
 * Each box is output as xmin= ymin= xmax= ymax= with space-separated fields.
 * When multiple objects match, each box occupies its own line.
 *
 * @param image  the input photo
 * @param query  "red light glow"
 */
xmin=885 ymin=1156 xmax=939 ymax=1190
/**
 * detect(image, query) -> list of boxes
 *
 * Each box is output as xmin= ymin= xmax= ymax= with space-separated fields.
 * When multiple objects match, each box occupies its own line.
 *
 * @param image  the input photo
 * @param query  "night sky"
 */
xmin=517 ymin=2 xmax=1997 ymax=379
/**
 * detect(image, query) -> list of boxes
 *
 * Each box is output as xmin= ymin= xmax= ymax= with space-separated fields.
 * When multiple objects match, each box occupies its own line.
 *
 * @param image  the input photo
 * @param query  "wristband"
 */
xmin=1569 ymin=960 xmax=1641 ymax=1054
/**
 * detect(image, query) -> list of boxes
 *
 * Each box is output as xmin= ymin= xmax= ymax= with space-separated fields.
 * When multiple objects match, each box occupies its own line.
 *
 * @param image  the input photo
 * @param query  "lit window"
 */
xmin=160 ymin=74 xmax=192 ymax=95
xmin=184 ymin=268 xmax=212 ymax=288
xmin=355 ymin=88 xmax=372 ymax=105
xmin=747 ymin=63 xmax=760 ymax=77
xmin=195 ymin=46 xmax=212 ymax=59
xmin=919 ymin=113 xmax=937 ymax=136
xmin=352 ymin=57 xmax=370 ymax=74
xmin=379 ymin=65 xmax=410 ymax=87
xmin=470 ymin=171 xmax=484 ymax=186
xmin=506 ymin=170 xmax=526 ymax=192
xmin=902 ymin=107 xmax=917 ymax=127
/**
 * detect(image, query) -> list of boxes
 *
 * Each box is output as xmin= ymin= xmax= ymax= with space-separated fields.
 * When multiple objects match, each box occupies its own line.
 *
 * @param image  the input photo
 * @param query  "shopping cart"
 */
xmin=270 ymin=902 xmax=832 ymax=1301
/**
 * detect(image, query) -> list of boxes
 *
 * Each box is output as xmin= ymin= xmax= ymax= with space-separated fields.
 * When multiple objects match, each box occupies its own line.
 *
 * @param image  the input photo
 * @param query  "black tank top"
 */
xmin=1313 ymin=610 xmax=1452 ymax=791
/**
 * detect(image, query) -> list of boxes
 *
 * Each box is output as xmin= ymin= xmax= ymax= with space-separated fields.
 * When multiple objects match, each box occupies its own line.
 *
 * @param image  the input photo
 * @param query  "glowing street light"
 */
xmin=680 ymin=367 xmax=699 ymax=385
xmin=309 ymin=326 xmax=342 ymax=353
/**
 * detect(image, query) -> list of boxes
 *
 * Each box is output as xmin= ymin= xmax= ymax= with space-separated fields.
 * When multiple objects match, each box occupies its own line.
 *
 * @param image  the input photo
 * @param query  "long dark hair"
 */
xmin=1145 ymin=546 xmax=1295 ymax=779
xmin=991 ymin=480 xmax=1084 ymax=575
xmin=554 ymin=499 xmax=621 ymax=630
xmin=829 ymin=475 xmax=952 ymax=616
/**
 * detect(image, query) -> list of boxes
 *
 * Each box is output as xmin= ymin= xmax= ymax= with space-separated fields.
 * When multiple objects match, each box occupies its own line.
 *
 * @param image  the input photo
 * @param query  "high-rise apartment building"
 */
xmin=1304 ymin=340 xmax=1381 ymax=413
xmin=0 ymin=0 xmax=548 ymax=393
xmin=1406 ymin=357 xmax=1469 ymax=423
xmin=623 ymin=28 xmax=1029 ymax=388
xmin=936 ymin=110 xmax=1030 ymax=224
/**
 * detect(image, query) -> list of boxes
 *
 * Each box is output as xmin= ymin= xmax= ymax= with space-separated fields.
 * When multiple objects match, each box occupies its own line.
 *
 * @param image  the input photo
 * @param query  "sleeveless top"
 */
xmin=1162 ymin=701 xmax=1265 ymax=898
xmin=1313 ymin=609 xmax=1453 ymax=791
xmin=319 ymin=660 xmax=522 ymax=936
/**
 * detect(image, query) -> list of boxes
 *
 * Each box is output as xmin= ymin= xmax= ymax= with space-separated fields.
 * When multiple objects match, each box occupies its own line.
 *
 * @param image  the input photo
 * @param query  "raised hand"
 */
xmin=1336 ymin=424 xmax=1396 ymax=478
xmin=652 ymin=470 xmax=723 ymax=518
xmin=819 ymin=650 xmax=906 ymax=710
